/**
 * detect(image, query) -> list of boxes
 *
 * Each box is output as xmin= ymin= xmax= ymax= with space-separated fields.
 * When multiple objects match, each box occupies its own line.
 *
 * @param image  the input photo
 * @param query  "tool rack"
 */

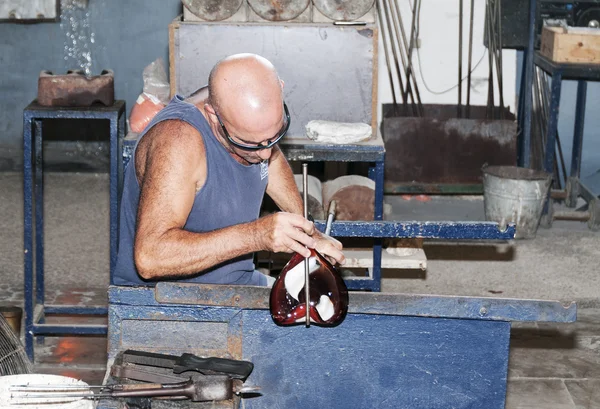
xmin=22 ymin=100 xmax=126 ymax=361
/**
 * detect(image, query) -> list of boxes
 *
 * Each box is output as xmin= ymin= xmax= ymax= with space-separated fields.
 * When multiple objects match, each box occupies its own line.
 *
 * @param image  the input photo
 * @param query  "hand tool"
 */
xmin=9 ymin=376 xmax=259 ymax=403
xmin=120 ymin=349 xmax=254 ymax=381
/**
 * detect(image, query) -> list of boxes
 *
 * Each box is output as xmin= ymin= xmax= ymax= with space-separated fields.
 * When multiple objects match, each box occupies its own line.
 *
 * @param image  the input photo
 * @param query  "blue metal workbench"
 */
xmin=100 ymin=283 xmax=576 ymax=409
xmin=22 ymin=100 xmax=126 ymax=361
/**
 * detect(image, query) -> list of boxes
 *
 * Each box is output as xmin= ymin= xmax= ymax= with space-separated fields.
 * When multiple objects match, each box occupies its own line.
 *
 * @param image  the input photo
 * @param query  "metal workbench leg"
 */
xmin=540 ymin=72 xmax=563 ymax=224
xmin=109 ymin=114 xmax=119 ymax=278
xmin=34 ymin=120 xmax=45 ymax=308
xmin=23 ymin=114 xmax=34 ymax=361
xmin=34 ymin=119 xmax=46 ymax=347
xmin=571 ymin=80 xmax=587 ymax=179
xmin=372 ymin=161 xmax=385 ymax=292
xmin=566 ymin=80 xmax=587 ymax=208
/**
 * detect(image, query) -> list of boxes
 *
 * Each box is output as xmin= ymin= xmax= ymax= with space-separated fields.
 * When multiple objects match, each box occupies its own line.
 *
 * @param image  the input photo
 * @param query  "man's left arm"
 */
xmin=266 ymin=146 xmax=345 ymax=265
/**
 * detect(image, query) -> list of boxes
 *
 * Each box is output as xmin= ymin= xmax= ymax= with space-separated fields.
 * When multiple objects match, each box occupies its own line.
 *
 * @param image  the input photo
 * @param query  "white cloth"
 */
xmin=305 ymin=120 xmax=372 ymax=144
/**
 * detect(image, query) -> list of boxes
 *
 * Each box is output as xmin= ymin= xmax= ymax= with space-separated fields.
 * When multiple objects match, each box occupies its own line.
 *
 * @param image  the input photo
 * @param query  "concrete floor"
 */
xmin=0 ymin=171 xmax=599 ymax=408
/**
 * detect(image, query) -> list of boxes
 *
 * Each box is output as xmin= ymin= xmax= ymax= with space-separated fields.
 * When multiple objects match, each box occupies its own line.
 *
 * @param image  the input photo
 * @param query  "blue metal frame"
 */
xmin=22 ymin=100 xmax=126 ymax=361
xmin=532 ymin=53 xmax=600 ymax=226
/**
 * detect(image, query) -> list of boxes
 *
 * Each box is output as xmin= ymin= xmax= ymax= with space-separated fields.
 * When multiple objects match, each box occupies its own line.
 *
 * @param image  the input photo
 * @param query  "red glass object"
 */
xmin=269 ymin=249 xmax=349 ymax=326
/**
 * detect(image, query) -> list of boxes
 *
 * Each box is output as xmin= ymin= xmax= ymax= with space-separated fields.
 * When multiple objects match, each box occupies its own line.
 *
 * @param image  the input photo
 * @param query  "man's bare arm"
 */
xmin=265 ymin=146 xmax=345 ymax=265
xmin=134 ymin=122 xmax=316 ymax=280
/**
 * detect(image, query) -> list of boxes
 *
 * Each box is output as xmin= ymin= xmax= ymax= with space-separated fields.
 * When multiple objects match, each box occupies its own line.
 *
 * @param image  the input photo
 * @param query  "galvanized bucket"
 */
xmin=482 ymin=165 xmax=552 ymax=239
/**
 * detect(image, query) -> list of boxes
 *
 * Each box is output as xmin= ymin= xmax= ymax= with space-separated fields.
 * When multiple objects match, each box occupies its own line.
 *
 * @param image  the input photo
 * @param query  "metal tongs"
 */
xmin=9 ymin=377 xmax=259 ymax=403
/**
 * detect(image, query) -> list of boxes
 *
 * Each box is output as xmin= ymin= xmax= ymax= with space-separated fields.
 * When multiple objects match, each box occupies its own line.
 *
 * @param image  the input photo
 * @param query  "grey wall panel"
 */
xmin=173 ymin=22 xmax=376 ymax=138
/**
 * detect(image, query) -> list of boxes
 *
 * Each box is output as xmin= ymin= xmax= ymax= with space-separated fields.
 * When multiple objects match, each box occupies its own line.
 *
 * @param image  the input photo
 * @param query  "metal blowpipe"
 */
xmin=302 ymin=163 xmax=310 ymax=328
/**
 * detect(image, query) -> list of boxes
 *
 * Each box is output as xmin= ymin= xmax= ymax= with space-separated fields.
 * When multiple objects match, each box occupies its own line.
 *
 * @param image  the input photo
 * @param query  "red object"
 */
xmin=270 ymin=249 xmax=348 ymax=327
xmin=129 ymin=93 xmax=165 ymax=133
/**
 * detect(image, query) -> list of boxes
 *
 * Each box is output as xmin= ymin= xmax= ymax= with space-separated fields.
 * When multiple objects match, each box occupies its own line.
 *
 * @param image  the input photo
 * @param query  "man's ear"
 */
xmin=204 ymin=103 xmax=216 ymax=116
xmin=280 ymin=79 xmax=285 ymax=91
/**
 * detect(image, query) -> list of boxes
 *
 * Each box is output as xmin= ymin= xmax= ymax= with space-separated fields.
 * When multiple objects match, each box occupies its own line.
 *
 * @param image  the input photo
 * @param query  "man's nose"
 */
xmin=257 ymin=148 xmax=273 ymax=161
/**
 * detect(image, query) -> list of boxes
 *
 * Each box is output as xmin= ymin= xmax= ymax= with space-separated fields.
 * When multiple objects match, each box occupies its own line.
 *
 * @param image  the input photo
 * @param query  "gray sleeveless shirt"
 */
xmin=113 ymin=95 xmax=269 ymax=286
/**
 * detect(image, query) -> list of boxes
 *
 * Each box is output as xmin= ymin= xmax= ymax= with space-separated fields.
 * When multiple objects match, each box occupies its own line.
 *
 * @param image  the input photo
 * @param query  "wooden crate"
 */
xmin=540 ymin=26 xmax=600 ymax=64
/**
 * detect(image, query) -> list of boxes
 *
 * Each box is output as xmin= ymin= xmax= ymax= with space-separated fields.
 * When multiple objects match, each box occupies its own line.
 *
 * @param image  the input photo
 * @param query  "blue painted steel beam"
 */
xmin=313 ymin=220 xmax=515 ymax=239
xmin=152 ymin=283 xmax=576 ymax=323
xmin=44 ymin=306 xmax=109 ymax=315
xmin=32 ymin=324 xmax=107 ymax=335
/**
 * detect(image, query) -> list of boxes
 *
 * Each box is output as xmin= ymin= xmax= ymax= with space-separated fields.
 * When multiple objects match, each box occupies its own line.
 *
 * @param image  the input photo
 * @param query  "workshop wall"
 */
xmin=0 ymin=0 xmax=181 ymax=169
xmin=1 ymin=0 xmax=599 ymax=184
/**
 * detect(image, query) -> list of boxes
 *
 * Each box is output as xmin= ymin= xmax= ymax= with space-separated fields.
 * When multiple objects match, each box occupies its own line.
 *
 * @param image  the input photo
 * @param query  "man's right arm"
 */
xmin=133 ymin=121 xmax=315 ymax=280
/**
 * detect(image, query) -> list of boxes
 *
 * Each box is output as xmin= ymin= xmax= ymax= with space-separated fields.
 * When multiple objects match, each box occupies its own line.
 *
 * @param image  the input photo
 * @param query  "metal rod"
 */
xmin=379 ymin=0 xmax=408 ymax=105
xmin=390 ymin=0 xmax=422 ymax=115
xmin=376 ymin=0 xmax=400 ymax=114
xmin=302 ymin=163 xmax=310 ymax=328
xmin=405 ymin=0 xmax=423 ymax=116
xmin=325 ymin=200 xmax=337 ymax=236
xmin=466 ymin=0 xmax=475 ymax=118
xmin=458 ymin=0 xmax=464 ymax=118
xmin=388 ymin=0 xmax=417 ymax=114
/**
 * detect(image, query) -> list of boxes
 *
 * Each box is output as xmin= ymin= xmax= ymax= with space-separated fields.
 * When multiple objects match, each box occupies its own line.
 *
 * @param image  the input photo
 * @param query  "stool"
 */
xmin=22 ymin=100 xmax=126 ymax=361
xmin=532 ymin=53 xmax=600 ymax=230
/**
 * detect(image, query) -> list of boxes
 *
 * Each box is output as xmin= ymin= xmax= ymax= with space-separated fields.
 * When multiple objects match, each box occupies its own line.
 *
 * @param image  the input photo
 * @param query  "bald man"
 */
xmin=113 ymin=53 xmax=345 ymax=286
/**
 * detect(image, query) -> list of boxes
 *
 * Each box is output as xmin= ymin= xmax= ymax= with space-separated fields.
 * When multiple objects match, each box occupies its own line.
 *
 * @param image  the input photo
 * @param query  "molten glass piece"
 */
xmin=270 ymin=249 xmax=349 ymax=326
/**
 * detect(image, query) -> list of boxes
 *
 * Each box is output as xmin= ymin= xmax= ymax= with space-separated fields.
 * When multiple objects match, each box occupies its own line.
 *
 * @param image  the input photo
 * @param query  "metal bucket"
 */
xmin=482 ymin=165 xmax=552 ymax=239
xmin=0 ymin=306 xmax=22 ymax=337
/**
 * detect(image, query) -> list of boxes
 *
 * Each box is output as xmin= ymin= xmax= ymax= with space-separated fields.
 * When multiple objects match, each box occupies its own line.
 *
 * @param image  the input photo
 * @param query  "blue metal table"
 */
xmin=532 ymin=52 xmax=600 ymax=230
xmin=99 ymin=283 xmax=576 ymax=409
xmin=22 ymin=100 xmax=126 ymax=361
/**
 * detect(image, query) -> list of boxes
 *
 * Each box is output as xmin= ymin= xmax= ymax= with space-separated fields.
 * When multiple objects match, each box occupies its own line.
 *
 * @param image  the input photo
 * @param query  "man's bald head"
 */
xmin=207 ymin=53 xmax=283 ymax=122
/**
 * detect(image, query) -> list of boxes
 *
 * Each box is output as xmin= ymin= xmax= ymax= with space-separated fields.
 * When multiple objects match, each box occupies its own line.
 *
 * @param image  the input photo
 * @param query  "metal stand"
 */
xmin=532 ymin=53 xmax=600 ymax=230
xmin=22 ymin=100 xmax=126 ymax=361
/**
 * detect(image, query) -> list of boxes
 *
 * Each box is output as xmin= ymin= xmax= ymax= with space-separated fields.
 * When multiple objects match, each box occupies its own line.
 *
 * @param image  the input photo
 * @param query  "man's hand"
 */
xmin=254 ymin=212 xmax=316 ymax=258
xmin=313 ymin=230 xmax=345 ymax=266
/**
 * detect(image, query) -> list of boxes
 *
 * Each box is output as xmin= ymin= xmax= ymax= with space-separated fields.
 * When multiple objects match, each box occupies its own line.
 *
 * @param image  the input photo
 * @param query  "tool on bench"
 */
xmin=119 ymin=349 xmax=254 ymax=381
xmin=4 ymin=350 xmax=259 ymax=405
xmin=8 ymin=376 xmax=255 ymax=402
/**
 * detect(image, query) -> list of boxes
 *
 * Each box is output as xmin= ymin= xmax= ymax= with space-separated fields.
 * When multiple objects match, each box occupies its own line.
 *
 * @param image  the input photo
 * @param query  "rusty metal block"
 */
xmin=37 ymin=69 xmax=115 ymax=107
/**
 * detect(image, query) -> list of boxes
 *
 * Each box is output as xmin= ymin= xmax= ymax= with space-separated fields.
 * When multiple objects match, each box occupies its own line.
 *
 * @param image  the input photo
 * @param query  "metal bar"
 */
xmin=302 ymin=163 xmax=310 ymax=328
xmin=570 ymin=80 xmax=587 ymax=179
xmin=388 ymin=0 xmax=418 ymax=111
xmin=391 ymin=0 xmax=422 ymax=114
xmin=544 ymin=72 xmax=563 ymax=173
xmin=376 ymin=0 xmax=399 ymax=113
xmin=553 ymin=210 xmax=590 ymax=221
xmin=466 ymin=0 xmax=475 ymax=118
xmin=379 ymin=0 xmax=408 ymax=105
xmin=44 ymin=305 xmax=108 ymax=315
xmin=154 ymin=283 xmax=576 ymax=323
xmin=458 ymin=0 xmax=464 ymax=118
xmin=34 ymin=119 xmax=44 ymax=308
xmin=32 ymin=323 xmax=107 ymax=335
xmin=520 ymin=0 xmax=537 ymax=168
xmin=23 ymin=112 xmax=34 ymax=361
xmin=313 ymin=221 xmax=516 ymax=240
